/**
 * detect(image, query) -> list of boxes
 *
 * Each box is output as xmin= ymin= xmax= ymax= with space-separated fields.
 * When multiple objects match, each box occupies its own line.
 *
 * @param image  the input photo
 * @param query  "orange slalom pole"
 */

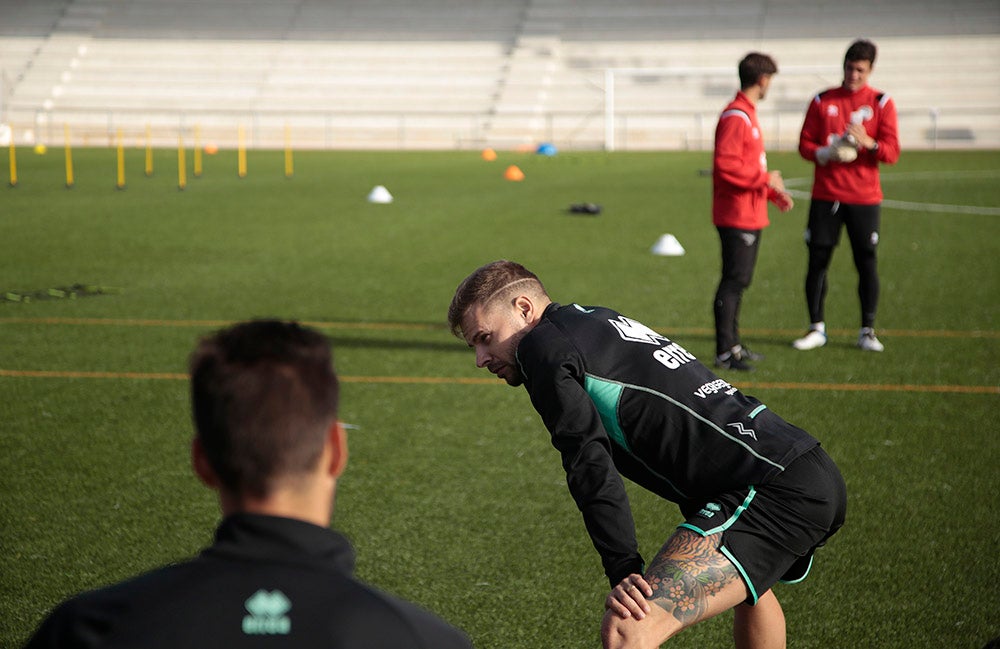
xmin=237 ymin=125 xmax=247 ymax=178
xmin=64 ymin=124 xmax=74 ymax=188
xmin=177 ymin=134 xmax=186 ymax=190
xmin=193 ymin=124 xmax=202 ymax=178
xmin=8 ymin=138 xmax=17 ymax=187
xmin=116 ymin=129 xmax=126 ymax=189
xmin=284 ymin=123 xmax=293 ymax=179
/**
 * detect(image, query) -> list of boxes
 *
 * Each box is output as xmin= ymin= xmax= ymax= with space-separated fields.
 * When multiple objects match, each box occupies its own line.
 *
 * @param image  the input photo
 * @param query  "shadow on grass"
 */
xmin=327 ymin=334 xmax=467 ymax=354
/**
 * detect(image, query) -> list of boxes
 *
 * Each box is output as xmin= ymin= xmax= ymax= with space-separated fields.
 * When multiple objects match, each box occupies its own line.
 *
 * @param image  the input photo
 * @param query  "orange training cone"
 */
xmin=481 ymin=148 xmax=497 ymax=161
xmin=504 ymin=165 xmax=524 ymax=181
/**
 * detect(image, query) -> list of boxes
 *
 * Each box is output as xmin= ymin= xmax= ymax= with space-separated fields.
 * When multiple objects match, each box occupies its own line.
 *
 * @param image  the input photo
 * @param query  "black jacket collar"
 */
xmin=203 ymin=513 xmax=355 ymax=574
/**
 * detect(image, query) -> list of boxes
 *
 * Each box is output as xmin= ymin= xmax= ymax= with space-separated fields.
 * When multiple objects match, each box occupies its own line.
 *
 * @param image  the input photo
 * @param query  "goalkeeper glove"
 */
xmin=816 ymin=145 xmax=835 ymax=166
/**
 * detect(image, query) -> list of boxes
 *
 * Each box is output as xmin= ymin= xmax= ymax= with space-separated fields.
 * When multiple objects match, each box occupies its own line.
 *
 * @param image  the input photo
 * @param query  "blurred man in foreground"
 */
xmin=25 ymin=319 xmax=472 ymax=649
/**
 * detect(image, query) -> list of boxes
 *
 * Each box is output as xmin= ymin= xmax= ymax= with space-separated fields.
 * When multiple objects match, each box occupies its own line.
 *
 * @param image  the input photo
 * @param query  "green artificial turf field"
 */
xmin=1 ymin=147 xmax=998 ymax=648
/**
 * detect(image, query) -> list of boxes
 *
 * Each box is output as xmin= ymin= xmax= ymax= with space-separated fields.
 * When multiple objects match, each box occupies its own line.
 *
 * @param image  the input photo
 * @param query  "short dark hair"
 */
xmin=189 ymin=320 xmax=339 ymax=498
xmin=738 ymin=52 xmax=778 ymax=90
xmin=447 ymin=260 xmax=546 ymax=337
xmin=845 ymin=39 xmax=877 ymax=66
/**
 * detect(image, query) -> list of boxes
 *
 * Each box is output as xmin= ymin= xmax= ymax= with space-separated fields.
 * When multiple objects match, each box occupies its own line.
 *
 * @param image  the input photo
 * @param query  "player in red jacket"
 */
xmin=794 ymin=39 xmax=900 ymax=352
xmin=712 ymin=53 xmax=793 ymax=371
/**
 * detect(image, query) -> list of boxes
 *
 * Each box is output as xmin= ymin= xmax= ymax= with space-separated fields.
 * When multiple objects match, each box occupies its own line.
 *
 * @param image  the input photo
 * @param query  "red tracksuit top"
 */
xmin=712 ymin=91 xmax=777 ymax=230
xmin=798 ymin=84 xmax=900 ymax=205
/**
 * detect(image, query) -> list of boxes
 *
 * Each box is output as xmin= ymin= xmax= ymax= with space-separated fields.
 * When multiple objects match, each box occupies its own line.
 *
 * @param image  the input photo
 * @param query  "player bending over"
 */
xmin=448 ymin=260 xmax=847 ymax=649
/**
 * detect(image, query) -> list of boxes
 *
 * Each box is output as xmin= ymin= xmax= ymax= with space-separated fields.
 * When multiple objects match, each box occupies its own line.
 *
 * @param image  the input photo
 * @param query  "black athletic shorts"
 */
xmin=805 ymin=199 xmax=881 ymax=252
xmin=678 ymin=445 xmax=847 ymax=605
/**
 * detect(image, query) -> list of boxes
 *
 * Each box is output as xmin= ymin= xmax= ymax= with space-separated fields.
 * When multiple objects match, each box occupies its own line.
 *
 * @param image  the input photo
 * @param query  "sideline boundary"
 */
xmin=1 ymin=316 xmax=997 ymax=339
xmin=0 ymin=368 xmax=996 ymax=395
xmin=3 ymin=317 xmax=996 ymax=394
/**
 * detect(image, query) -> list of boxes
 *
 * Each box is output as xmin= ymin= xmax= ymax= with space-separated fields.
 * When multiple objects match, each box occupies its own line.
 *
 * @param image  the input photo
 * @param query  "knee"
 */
xmin=601 ymin=608 xmax=668 ymax=649
xmin=601 ymin=609 xmax=627 ymax=649
xmin=807 ymin=246 xmax=834 ymax=271
xmin=601 ymin=609 xmax=644 ymax=649
xmin=855 ymin=248 xmax=878 ymax=273
xmin=717 ymin=275 xmax=750 ymax=295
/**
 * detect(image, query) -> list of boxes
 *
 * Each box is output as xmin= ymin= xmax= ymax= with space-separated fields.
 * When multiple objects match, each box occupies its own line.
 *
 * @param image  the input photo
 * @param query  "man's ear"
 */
xmin=327 ymin=421 xmax=349 ymax=478
xmin=191 ymin=437 xmax=220 ymax=489
xmin=513 ymin=295 xmax=535 ymax=323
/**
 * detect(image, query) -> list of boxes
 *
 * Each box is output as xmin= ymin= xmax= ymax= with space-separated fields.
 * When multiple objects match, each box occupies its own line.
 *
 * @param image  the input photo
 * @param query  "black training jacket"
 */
xmin=23 ymin=513 xmax=472 ymax=649
xmin=516 ymin=303 xmax=819 ymax=585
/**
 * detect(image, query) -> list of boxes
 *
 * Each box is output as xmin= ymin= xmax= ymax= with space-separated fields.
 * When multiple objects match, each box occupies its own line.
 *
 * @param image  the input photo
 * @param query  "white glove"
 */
xmin=833 ymin=136 xmax=859 ymax=163
xmin=816 ymin=139 xmax=858 ymax=166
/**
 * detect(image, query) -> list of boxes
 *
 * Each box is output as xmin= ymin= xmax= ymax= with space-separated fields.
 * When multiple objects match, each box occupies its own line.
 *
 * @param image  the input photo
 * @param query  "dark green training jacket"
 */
xmin=516 ymin=303 xmax=819 ymax=585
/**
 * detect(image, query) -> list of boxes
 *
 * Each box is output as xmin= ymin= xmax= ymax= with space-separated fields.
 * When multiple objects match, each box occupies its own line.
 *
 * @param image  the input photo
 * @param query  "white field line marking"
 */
xmin=784 ymin=169 xmax=1000 ymax=215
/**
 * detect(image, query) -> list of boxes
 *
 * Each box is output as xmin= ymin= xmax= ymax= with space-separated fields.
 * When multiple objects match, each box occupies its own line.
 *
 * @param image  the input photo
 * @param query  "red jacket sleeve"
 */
xmin=872 ymin=95 xmax=900 ymax=164
xmin=714 ymin=112 xmax=768 ymax=190
xmin=798 ymin=96 xmax=825 ymax=162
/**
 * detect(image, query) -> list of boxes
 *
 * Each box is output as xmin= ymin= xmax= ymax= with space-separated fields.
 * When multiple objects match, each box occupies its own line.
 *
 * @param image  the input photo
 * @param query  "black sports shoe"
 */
xmin=734 ymin=345 xmax=764 ymax=362
xmin=715 ymin=353 xmax=754 ymax=371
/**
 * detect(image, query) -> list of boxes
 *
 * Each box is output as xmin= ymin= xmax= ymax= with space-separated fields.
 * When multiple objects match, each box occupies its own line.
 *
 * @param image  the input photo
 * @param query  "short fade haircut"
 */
xmin=845 ymin=39 xmax=877 ymax=65
xmin=189 ymin=320 xmax=339 ymax=498
xmin=448 ymin=260 xmax=547 ymax=337
xmin=738 ymin=52 xmax=778 ymax=90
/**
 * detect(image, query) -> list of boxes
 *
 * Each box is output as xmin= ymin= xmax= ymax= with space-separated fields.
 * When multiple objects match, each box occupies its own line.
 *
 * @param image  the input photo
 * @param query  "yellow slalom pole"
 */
xmin=116 ymin=128 xmax=126 ymax=190
xmin=237 ymin=125 xmax=247 ymax=178
xmin=64 ymin=124 xmax=74 ymax=188
xmin=144 ymin=124 xmax=153 ymax=176
xmin=177 ymin=133 xmax=187 ymax=190
xmin=8 ymin=138 xmax=17 ymax=187
xmin=284 ymin=123 xmax=293 ymax=179
xmin=193 ymin=124 xmax=203 ymax=178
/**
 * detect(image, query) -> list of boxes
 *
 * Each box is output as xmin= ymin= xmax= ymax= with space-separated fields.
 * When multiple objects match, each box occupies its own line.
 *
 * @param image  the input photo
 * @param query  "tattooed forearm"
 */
xmin=642 ymin=530 xmax=741 ymax=626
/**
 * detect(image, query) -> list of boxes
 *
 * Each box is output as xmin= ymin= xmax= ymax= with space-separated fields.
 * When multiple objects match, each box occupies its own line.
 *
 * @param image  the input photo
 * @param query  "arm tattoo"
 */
xmin=643 ymin=530 xmax=741 ymax=626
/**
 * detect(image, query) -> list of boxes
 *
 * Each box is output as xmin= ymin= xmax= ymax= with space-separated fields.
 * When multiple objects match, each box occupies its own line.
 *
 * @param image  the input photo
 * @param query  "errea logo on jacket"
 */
xmin=243 ymin=589 xmax=291 ymax=635
xmin=608 ymin=315 xmax=668 ymax=345
xmin=607 ymin=314 xmax=696 ymax=370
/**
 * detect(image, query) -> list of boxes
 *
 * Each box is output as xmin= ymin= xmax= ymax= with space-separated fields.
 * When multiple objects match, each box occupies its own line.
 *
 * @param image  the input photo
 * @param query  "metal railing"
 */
xmin=5 ymin=105 xmax=998 ymax=152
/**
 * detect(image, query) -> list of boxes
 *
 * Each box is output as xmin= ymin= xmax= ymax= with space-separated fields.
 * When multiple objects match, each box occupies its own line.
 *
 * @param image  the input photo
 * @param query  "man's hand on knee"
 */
xmin=605 ymin=574 xmax=653 ymax=620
